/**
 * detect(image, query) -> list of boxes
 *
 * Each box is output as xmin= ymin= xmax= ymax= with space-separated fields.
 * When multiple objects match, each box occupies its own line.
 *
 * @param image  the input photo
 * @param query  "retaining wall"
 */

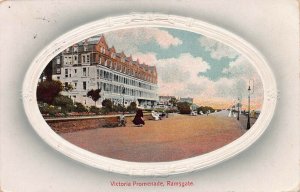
xmin=46 ymin=114 xmax=152 ymax=133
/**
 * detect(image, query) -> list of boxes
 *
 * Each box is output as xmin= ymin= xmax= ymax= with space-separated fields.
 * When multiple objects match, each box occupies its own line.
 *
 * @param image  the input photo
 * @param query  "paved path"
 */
xmin=211 ymin=110 xmax=257 ymax=130
xmin=60 ymin=113 xmax=246 ymax=162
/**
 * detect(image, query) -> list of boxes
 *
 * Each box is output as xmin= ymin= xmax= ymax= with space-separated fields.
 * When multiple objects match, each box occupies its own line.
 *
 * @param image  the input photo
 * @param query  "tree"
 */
xmin=113 ymin=103 xmax=125 ymax=113
xmin=87 ymin=89 xmax=101 ymax=106
xmin=102 ymin=99 xmax=113 ymax=111
xmin=53 ymin=95 xmax=74 ymax=113
xmin=89 ymin=106 xmax=101 ymax=115
xmin=74 ymin=102 xmax=88 ymax=112
xmin=177 ymin=102 xmax=191 ymax=114
xmin=37 ymin=80 xmax=63 ymax=104
xmin=127 ymin=102 xmax=137 ymax=113
xmin=44 ymin=61 xmax=53 ymax=81
xmin=64 ymin=83 xmax=74 ymax=92
xmin=197 ymin=106 xmax=215 ymax=114
xmin=169 ymin=97 xmax=178 ymax=107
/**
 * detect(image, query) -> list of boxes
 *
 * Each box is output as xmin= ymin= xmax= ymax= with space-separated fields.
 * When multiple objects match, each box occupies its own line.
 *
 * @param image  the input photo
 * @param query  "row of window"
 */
xmin=57 ymin=53 xmax=156 ymax=83
xmin=96 ymin=82 xmax=155 ymax=98
xmin=64 ymin=67 xmax=89 ymax=78
xmin=62 ymin=67 xmax=156 ymax=91
xmin=64 ymin=80 xmax=156 ymax=99
xmin=65 ymin=45 xmax=88 ymax=53
xmin=65 ymin=46 xmax=113 ymax=58
xmin=98 ymin=69 xmax=156 ymax=90
xmin=67 ymin=95 xmax=140 ymax=106
xmin=61 ymin=54 xmax=90 ymax=65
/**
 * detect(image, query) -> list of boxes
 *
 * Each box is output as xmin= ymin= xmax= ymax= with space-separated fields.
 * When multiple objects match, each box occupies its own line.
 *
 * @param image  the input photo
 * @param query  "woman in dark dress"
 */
xmin=132 ymin=109 xmax=145 ymax=127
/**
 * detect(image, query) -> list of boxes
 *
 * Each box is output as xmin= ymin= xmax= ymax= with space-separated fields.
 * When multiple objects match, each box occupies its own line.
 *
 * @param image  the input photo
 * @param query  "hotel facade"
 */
xmin=51 ymin=35 xmax=159 ymax=108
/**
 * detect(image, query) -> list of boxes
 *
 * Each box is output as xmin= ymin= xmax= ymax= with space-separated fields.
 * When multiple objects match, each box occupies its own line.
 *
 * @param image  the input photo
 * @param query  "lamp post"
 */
xmin=237 ymin=97 xmax=240 ymax=121
xmin=247 ymin=85 xmax=251 ymax=129
xmin=122 ymin=86 xmax=125 ymax=115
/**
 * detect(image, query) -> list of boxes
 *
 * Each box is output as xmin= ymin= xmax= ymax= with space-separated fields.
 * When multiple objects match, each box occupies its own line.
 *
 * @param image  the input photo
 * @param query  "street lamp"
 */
xmin=122 ymin=86 xmax=125 ymax=115
xmin=247 ymin=85 xmax=251 ymax=129
xmin=237 ymin=97 xmax=240 ymax=121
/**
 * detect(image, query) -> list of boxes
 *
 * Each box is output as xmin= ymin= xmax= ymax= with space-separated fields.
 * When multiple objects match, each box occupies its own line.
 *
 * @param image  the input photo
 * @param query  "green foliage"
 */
xmin=197 ymin=106 xmax=215 ymax=114
xmin=38 ymin=102 xmax=61 ymax=117
xmin=113 ymin=104 xmax=125 ymax=113
xmin=177 ymin=102 xmax=192 ymax=114
xmin=37 ymin=80 xmax=63 ymax=104
xmin=126 ymin=102 xmax=137 ymax=113
xmin=87 ymin=89 xmax=101 ymax=105
xmin=165 ymin=108 xmax=179 ymax=113
xmin=89 ymin=106 xmax=101 ymax=115
xmin=100 ymin=107 xmax=110 ymax=115
xmin=53 ymin=95 xmax=74 ymax=113
xmin=102 ymin=99 xmax=113 ymax=111
xmin=74 ymin=102 xmax=88 ymax=112
xmin=169 ymin=97 xmax=178 ymax=107
xmin=64 ymin=83 xmax=74 ymax=92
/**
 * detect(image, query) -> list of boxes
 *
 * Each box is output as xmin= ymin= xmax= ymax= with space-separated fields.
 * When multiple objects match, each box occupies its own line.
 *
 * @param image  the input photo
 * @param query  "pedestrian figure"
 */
xmin=132 ymin=109 xmax=145 ymax=127
xmin=118 ymin=114 xmax=126 ymax=127
xmin=228 ymin=109 xmax=232 ymax=117
xmin=151 ymin=110 xmax=160 ymax=120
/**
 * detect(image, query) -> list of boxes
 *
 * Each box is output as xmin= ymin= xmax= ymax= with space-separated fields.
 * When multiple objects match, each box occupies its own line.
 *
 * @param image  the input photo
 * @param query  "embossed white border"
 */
xmin=22 ymin=13 xmax=277 ymax=176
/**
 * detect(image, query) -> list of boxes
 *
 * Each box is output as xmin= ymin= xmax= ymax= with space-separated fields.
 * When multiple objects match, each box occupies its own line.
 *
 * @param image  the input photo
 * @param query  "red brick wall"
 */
xmin=47 ymin=114 xmax=152 ymax=134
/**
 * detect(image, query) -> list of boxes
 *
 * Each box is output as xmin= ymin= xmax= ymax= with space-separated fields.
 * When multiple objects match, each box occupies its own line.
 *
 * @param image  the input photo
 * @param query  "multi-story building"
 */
xmin=51 ymin=35 xmax=159 ymax=108
xmin=179 ymin=97 xmax=193 ymax=104
xmin=158 ymin=96 xmax=176 ymax=107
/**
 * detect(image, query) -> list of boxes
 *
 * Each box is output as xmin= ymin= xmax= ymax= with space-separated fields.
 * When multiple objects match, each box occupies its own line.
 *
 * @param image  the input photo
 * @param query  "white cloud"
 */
xmin=132 ymin=52 xmax=263 ymax=109
xmin=156 ymin=53 xmax=210 ymax=84
xmin=131 ymin=52 xmax=212 ymax=97
xmin=222 ymin=56 xmax=264 ymax=100
xmin=222 ymin=56 xmax=253 ymax=77
xmin=132 ymin=52 xmax=210 ymax=83
xmin=199 ymin=36 xmax=240 ymax=60
xmin=132 ymin=52 xmax=157 ymax=66
xmin=152 ymin=30 xmax=182 ymax=48
xmin=104 ymin=28 xmax=182 ymax=55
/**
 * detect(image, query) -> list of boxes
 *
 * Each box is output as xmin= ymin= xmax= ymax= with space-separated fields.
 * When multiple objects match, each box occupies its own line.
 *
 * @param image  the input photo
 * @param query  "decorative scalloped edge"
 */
xmin=22 ymin=13 xmax=277 ymax=176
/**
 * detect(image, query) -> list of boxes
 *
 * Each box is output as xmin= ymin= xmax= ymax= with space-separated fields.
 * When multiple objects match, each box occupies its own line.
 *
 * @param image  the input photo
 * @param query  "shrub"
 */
xmin=113 ymin=104 xmax=125 ymax=113
xmin=74 ymin=102 xmax=88 ymax=112
xmin=169 ymin=97 xmax=178 ymax=107
xmin=177 ymin=102 xmax=191 ymax=114
xmin=165 ymin=108 xmax=179 ymax=113
xmin=37 ymin=80 xmax=63 ymax=104
xmin=126 ymin=102 xmax=137 ymax=113
xmin=102 ymin=99 xmax=113 ymax=112
xmin=197 ymin=106 xmax=215 ymax=114
xmin=100 ymin=107 xmax=110 ymax=115
xmin=38 ymin=103 xmax=61 ymax=117
xmin=53 ymin=95 xmax=74 ymax=113
xmin=89 ymin=106 xmax=101 ymax=115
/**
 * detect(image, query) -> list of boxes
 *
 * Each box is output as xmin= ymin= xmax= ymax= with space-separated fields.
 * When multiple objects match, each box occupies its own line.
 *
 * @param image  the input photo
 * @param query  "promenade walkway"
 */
xmin=60 ymin=112 xmax=246 ymax=162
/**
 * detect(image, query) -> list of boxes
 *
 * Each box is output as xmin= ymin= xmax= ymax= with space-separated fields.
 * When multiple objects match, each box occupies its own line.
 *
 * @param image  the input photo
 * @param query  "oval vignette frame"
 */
xmin=22 ymin=13 xmax=277 ymax=176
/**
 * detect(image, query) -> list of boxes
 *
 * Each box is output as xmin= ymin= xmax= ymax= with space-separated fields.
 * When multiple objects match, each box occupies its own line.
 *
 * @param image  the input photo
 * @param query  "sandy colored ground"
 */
xmin=60 ymin=111 xmax=247 ymax=162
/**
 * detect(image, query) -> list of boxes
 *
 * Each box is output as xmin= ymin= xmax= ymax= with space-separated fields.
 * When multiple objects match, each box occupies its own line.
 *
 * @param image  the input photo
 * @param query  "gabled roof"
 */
xmin=97 ymin=35 xmax=108 ymax=49
xmin=116 ymin=51 xmax=126 ymax=58
xmin=71 ymin=34 xmax=156 ymax=74
xmin=78 ymin=39 xmax=90 ymax=46
xmin=125 ymin=54 xmax=132 ymax=62
xmin=108 ymin=46 xmax=116 ymax=53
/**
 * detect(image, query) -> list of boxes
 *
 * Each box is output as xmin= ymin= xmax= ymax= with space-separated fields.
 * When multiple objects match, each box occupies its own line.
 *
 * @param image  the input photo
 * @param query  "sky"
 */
xmin=103 ymin=27 xmax=264 ymax=110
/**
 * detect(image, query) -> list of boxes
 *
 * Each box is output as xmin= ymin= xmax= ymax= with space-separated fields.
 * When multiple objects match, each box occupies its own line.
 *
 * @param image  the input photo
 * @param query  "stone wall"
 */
xmin=46 ymin=114 xmax=152 ymax=134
